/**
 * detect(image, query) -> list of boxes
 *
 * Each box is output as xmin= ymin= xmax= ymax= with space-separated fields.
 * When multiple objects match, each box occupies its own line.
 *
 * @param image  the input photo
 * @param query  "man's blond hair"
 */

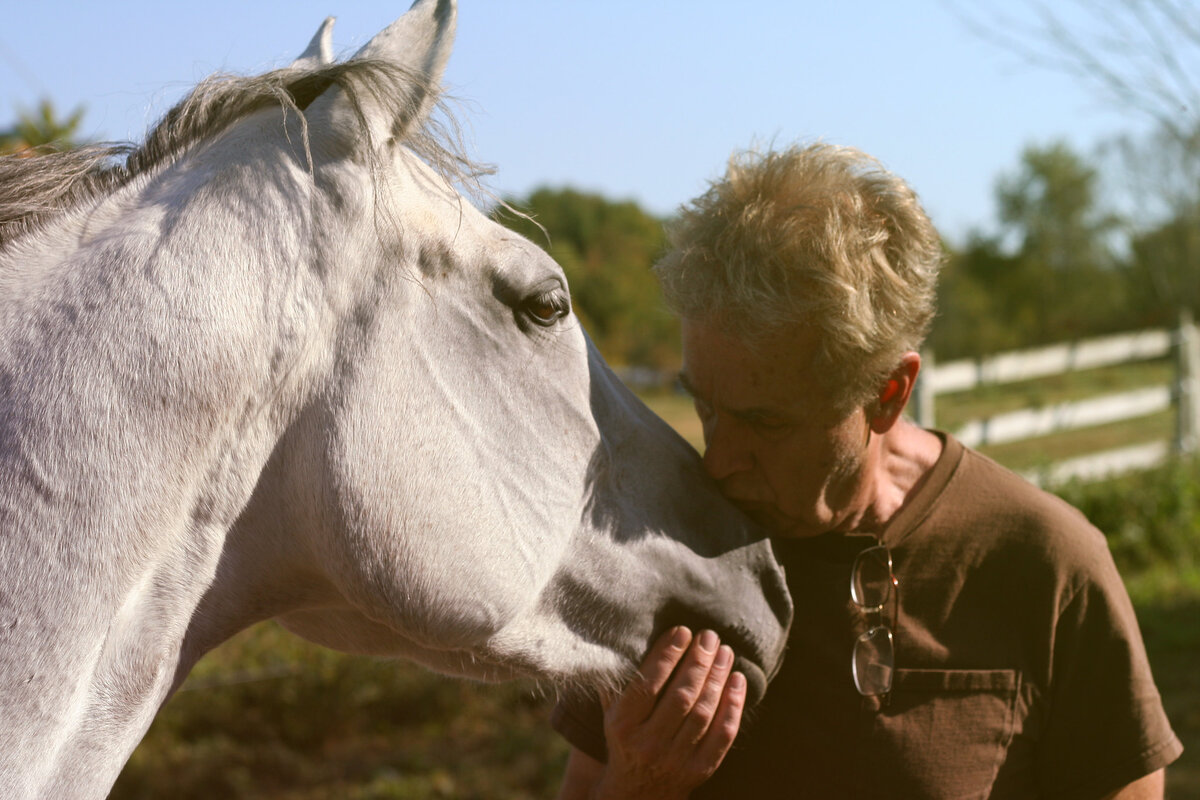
xmin=655 ymin=143 xmax=943 ymax=411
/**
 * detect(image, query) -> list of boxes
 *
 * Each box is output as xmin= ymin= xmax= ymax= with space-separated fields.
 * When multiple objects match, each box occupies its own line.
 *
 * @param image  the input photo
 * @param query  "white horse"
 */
xmin=0 ymin=2 xmax=791 ymax=797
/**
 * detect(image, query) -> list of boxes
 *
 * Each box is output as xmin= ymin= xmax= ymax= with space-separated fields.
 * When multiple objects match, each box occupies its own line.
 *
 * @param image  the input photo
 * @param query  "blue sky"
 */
xmin=2 ymin=1 xmax=1151 ymax=243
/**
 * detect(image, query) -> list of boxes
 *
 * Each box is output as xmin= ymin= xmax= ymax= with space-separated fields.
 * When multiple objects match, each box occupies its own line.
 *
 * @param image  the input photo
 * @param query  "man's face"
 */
xmin=680 ymin=318 xmax=872 ymax=538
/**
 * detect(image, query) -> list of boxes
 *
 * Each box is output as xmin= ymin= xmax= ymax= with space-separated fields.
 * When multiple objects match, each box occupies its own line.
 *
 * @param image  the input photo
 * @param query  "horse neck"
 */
xmin=0 ymin=157 xmax=334 ymax=798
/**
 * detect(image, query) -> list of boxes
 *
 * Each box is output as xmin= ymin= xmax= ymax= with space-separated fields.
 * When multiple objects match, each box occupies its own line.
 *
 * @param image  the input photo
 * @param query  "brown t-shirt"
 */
xmin=551 ymin=434 xmax=1182 ymax=799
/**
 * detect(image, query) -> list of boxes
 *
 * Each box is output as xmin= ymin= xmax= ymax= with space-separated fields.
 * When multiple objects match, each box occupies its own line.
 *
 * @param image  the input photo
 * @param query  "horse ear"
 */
xmin=304 ymin=0 xmax=456 ymax=153
xmin=351 ymin=0 xmax=456 ymax=83
xmin=291 ymin=17 xmax=335 ymax=70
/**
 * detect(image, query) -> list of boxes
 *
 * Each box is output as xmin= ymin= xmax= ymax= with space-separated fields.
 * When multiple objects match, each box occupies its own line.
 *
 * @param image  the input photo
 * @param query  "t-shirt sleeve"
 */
xmin=1037 ymin=543 xmax=1182 ymax=798
xmin=550 ymin=691 xmax=609 ymax=763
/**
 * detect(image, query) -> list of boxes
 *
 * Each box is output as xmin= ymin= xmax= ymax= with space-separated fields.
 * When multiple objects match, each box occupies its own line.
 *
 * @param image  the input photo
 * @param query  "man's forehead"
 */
xmin=680 ymin=318 xmax=820 ymax=365
xmin=679 ymin=319 xmax=821 ymax=404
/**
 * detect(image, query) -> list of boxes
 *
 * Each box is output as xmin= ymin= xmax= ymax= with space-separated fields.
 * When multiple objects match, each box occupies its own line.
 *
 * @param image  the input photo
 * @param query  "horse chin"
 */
xmin=733 ymin=655 xmax=769 ymax=708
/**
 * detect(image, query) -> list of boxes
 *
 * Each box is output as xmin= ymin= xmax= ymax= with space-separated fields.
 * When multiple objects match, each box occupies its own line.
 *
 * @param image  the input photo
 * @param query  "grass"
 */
xmin=1124 ymin=566 xmax=1200 ymax=799
xmin=641 ymin=389 xmax=704 ymax=450
xmin=975 ymin=410 xmax=1176 ymax=471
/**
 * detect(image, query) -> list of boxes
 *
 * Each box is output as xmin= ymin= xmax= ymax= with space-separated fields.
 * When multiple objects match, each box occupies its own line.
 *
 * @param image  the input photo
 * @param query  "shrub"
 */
xmin=1056 ymin=456 xmax=1200 ymax=572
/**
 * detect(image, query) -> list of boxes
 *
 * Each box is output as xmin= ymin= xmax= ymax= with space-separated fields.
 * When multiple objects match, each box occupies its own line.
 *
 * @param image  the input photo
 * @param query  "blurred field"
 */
xmin=642 ymin=389 xmax=702 ymax=450
xmin=111 ymin=623 xmax=569 ymax=799
xmin=113 ymin=374 xmax=1199 ymax=798
xmin=1123 ymin=566 xmax=1200 ymax=798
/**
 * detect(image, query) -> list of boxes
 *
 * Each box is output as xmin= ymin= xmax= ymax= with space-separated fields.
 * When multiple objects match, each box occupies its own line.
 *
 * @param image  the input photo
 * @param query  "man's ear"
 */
xmin=869 ymin=352 xmax=921 ymax=434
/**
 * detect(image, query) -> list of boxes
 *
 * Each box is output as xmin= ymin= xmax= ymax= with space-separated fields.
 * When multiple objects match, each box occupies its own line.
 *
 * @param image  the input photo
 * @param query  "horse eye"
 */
xmin=524 ymin=292 xmax=569 ymax=326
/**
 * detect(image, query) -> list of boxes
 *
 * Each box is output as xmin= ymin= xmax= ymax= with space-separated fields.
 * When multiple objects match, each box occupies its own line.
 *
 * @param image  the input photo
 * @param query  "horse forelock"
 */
xmin=0 ymin=59 xmax=490 ymax=253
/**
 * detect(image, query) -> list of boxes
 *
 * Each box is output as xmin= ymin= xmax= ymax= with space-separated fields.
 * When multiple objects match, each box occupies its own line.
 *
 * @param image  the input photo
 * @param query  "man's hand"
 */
xmin=585 ymin=626 xmax=746 ymax=800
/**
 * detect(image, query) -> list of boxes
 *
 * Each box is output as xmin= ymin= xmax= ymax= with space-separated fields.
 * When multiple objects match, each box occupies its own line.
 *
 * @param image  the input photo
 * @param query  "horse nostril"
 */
xmin=769 ymin=563 xmax=794 ymax=629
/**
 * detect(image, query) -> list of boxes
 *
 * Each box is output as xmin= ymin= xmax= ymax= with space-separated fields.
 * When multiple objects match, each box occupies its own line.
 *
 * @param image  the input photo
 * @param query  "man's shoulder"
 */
xmin=955 ymin=443 xmax=1086 ymax=519
xmin=927 ymin=438 xmax=1113 ymax=579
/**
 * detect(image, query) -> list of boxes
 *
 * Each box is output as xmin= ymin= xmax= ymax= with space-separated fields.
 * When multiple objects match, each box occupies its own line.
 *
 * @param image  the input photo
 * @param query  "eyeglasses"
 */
xmin=851 ymin=543 xmax=898 ymax=697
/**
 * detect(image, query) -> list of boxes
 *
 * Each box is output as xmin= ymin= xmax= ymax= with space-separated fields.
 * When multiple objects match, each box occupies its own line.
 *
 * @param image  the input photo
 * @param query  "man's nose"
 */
xmin=701 ymin=415 xmax=753 ymax=481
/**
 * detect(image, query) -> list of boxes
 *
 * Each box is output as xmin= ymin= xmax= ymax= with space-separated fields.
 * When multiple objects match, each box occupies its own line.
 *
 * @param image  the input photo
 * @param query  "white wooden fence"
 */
xmin=912 ymin=310 xmax=1200 ymax=487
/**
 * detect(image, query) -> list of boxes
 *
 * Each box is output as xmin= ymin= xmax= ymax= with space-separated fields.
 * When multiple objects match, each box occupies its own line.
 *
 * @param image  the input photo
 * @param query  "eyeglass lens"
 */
xmin=853 ymin=626 xmax=895 ymax=696
xmin=851 ymin=544 xmax=892 ymax=611
xmin=851 ymin=544 xmax=896 ymax=697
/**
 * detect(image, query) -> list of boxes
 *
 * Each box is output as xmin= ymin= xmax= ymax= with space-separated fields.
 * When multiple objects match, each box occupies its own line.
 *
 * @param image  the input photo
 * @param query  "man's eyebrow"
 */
xmin=676 ymin=371 xmax=782 ymax=419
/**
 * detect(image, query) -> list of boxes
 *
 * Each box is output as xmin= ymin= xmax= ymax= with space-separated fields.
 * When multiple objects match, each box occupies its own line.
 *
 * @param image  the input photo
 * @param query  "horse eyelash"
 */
xmin=524 ymin=290 xmax=570 ymax=327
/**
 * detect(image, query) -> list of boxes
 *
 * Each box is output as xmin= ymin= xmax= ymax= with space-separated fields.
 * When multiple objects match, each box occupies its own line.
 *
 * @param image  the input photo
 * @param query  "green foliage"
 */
xmin=930 ymin=235 xmax=1039 ymax=358
xmin=1124 ymin=566 xmax=1200 ymax=799
xmin=996 ymin=141 xmax=1116 ymax=272
xmin=1055 ymin=456 xmax=1200 ymax=573
xmin=0 ymin=98 xmax=85 ymax=153
xmin=1127 ymin=205 xmax=1200 ymax=326
xmin=493 ymin=187 xmax=678 ymax=369
xmin=931 ymin=139 xmax=1190 ymax=359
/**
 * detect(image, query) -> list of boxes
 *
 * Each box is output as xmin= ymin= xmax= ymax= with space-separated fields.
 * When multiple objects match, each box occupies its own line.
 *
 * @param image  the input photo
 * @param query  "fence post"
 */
xmin=914 ymin=349 xmax=936 ymax=429
xmin=1176 ymin=308 xmax=1200 ymax=456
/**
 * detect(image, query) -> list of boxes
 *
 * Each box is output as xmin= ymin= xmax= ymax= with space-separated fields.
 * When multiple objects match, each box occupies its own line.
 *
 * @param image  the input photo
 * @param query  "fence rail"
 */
xmin=914 ymin=310 xmax=1199 ymax=487
xmin=953 ymin=386 xmax=1173 ymax=449
xmin=927 ymin=329 xmax=1174 ymax=394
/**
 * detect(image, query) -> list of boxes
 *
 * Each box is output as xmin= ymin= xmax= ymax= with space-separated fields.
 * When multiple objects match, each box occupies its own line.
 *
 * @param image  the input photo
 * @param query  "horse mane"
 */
xmin=0 ymin=60 xmax=487 ymax=251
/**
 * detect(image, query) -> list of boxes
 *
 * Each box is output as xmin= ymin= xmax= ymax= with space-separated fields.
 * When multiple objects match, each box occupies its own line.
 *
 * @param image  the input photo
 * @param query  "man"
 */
xmin=553 ymin=143 xmax=1181 ymax=798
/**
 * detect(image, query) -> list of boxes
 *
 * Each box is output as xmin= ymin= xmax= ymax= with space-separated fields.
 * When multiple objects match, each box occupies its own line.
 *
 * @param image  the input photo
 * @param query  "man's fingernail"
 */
xmin=671 ymin=626 xmax=692 ymax=648
xmin=728 ymin=671 xmax=747 ymax=692
xmin=715 ymin=644 xmax=733 ymax=669
xmin=698 ymin=629 xmax=719 ymax=653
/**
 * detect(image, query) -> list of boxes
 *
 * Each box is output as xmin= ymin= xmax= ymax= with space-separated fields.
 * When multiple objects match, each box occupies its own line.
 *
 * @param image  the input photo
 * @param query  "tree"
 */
xmin=995 ymin=141 xmax=1126 ymax=342
xmin=931 ymin=142 xmax=1130 ymax=357
xmin=996 ymin=141 xmax=1117 ymax=273
xmin=932 ymin=233 xmax=1044 ymax=359
xmin=1127 ymin=206 xmax=1200 ymax=326
xmin=493 ymin=188 xmax=678 ymax=371
xmin=949 ymin=0 xmax=1199 ymax=323
xmin=1101 ymin=125 xmax=1200 ymax=323
xmin=948 ymin=0 xmax=1200 ymax=143
xmin=0 ymin=98 xmax=86 ymax=154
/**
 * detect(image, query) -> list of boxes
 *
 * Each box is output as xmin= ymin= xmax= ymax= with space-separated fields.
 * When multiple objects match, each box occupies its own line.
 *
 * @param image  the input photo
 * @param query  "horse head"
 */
xmin=0 ymin=2 xmax=790 ymax=796
xmin=224 ymin=0 xmax=791 ymax=700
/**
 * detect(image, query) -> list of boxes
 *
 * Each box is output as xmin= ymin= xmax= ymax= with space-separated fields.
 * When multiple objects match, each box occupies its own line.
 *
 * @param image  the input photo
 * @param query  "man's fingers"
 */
xmin=688 ymin=669 xmax=747 ymax=776
xmin=672 ymin=643 xmax=734 ymax=747
xmin=610 ymin=626 xmax=693 ymax=722
xmin=641 ymin=630 xmax=721 ymax=741
xmin=598 ymin=632 xmax=746 ymax=796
